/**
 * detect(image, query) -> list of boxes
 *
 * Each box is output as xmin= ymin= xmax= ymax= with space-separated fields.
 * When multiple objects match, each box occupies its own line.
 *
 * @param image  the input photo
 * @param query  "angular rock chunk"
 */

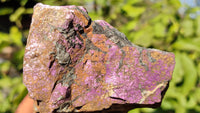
xmin=23 ymin=3 xmax=175 ymax=113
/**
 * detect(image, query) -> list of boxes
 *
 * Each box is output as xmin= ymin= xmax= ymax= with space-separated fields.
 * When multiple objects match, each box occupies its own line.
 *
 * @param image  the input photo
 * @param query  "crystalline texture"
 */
xmin=23 ymin=3 xmax=175 ymax=112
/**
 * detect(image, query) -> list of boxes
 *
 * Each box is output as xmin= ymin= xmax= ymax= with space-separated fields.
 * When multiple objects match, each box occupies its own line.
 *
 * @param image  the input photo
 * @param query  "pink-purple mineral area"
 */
xmin=23 ymin=3 xmax=175 ymax=113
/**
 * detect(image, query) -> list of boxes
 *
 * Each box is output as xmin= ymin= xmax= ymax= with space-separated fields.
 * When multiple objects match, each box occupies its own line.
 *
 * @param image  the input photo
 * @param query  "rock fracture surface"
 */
xmin=23 ymin=3 xmax=175 ymax=113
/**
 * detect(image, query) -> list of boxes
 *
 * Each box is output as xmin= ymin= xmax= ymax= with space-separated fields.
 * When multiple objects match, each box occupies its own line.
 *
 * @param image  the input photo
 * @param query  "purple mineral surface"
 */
xmin=23 ymin=3 xmax=175 ymax=113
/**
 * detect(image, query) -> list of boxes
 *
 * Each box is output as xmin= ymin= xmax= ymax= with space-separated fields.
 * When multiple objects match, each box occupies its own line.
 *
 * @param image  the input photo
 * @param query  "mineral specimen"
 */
xmin=23 ymin=3 xmax=175 ymax=113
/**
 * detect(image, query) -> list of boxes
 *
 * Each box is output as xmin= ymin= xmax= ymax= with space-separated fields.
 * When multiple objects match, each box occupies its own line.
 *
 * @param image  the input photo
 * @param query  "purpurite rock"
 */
xmin=23 ymin=3 xmax=175 ymax=113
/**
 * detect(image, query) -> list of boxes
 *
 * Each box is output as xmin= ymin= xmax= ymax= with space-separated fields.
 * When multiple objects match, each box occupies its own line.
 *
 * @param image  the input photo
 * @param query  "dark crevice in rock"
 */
xmin=76 ymin=24 xmax=84 ymax=34
xmin=49 ymin=60 xmax=54 ymax=69
xmin=160 ymin=81 xmax=169 ymax=101
xmin=75 ymin=6 xmax=90 ymax=22
xmin=101 ymin=103 xmax=161 ymax=113
xmin=49 ymin=53 xmax=55 ymax=69
xmin=52 ymin=108 xmax=58 ymax=113
xmin=79 ymin=28 xmax=84 ymax=34
xmin=65 ymin=87 xmax=71 ymax=99
xmin=59 ymin=21 xmax=76 ymax=40
xmin=85 ymin=18 xmax=92 ymax=28
xmin=68 ymin=20 xmax=74 ymax=30
xmin=36 ymin=100 xmax=42 ymax=106
xmin=82 ymin=59 xmax=88 ymax=70
xmin=74 ymin=105 xmax=83 ymax=110
xmin=51 ymin=80 xmax=58 ymax=93
xmin=109 ymin=96 xmax=126 ymax=102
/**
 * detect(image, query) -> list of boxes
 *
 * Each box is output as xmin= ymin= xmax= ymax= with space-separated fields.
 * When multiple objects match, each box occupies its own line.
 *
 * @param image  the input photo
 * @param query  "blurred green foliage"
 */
xmin=0 ymin=0 xmax=199 ymax=113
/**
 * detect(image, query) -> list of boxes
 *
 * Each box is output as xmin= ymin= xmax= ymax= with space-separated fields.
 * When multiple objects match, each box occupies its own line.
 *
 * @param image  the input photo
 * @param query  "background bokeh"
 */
xmin=0 ymin=0 xmax=200 ymax=113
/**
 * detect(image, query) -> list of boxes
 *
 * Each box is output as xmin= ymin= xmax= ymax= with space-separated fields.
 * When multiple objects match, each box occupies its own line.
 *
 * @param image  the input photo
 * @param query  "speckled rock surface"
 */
xmin=23 ymin=3 xmax=175 ymax=113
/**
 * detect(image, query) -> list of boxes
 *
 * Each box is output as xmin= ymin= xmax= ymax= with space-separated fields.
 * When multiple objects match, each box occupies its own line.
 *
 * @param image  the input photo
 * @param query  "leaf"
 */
xmin=180 ymin=53 xmax=197 ymax=96
xmin=0 ymin=99 xmax=11 ymax=113
xmin=9 ymin=26 xmax=22 ymax=46
xmin=24 ymin=8 xmax=33 ymax=14
xmin=195 ymin=105 xmax=200 ymax=112
xmin=0 ymin=32 xmax=9 ymax=45
xmin=163 ymin=87 xmax=186 ymax=109
xmin=161 ymin=97 xmax=174 ymax=110
xmin=140 ymin=108 xmax=156 ymax=113
xmin=162 ymin=90 xmax=187 ymax=113
xmin=122 ymin=5 xmax=145 ymax=18
xmin=0 ymin=77 xmax=12 ymax=88
xmin=12 ymin=48 xmax=25 ymax=70
xmin=9 ymin=7 xmax=25 ymax=22
xmin=186 ymin=93 xmax=197 ymax=109
xmin=172 ymin=51 xmax=184 ymax=84
xmin=128 ymin=108 xmax=140 ymax=113
xmin=7 ymin=77 xmax=23 ymax=101
xmin=12 ymin=87 xmax=28 ymax=107
xmin=197 ymin=62 xmax=200 ymax=78
xmin=193 ymin=88 xmax=200 ymax=104
xmin=133 ymin=28 xmax=153 ymax=47
xmin=195 ymin=16 xmax=200 ymax=36
xmin=125 ymin=20 xmax=137 ymax=30
xmin=175 ymin=105 xmax=186 ymax=113
xmin=180 ymin=19 xmax=194 ymax=37
xmin=127 ymin=0 xmax=142 ymax=4
xmin=172 ymin=38 xmax=200 ymax=52
xmin=154 ymin=23 xmax=166 ymax=37
xmin=0 ymin=7 xmax=13 ymax=15
xmin=0 ymin=61 xmax=11 ymax=75
xmin=20 ymin=0 xmax=28 ymax=6
xmin=169 ymin=0 xmax=181 ymax=8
